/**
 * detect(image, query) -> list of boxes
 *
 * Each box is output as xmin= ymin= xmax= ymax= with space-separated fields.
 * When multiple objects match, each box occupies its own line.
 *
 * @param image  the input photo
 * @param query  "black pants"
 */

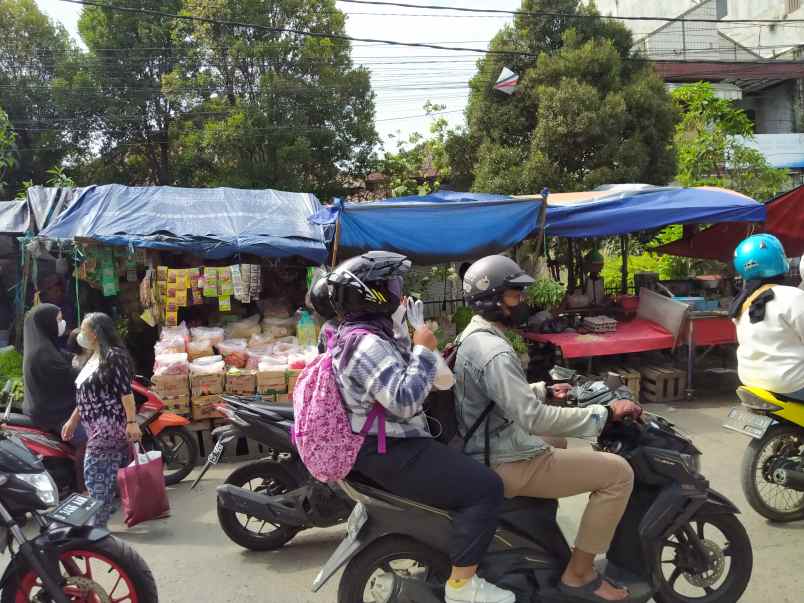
xmin=354 ymin=436 xmax=504 ymax=566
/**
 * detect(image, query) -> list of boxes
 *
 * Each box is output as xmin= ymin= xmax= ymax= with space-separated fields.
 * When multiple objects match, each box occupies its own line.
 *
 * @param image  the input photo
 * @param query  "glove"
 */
xmin=406 ymin=298 xmax=425 ymax=330
xmin=391 ymin=303 xmax=407 ymax=331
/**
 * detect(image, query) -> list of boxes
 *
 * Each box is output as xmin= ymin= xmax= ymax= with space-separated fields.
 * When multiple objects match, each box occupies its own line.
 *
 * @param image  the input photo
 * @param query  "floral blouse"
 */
xmin=76 ymin=348 xmax=133 ymax=452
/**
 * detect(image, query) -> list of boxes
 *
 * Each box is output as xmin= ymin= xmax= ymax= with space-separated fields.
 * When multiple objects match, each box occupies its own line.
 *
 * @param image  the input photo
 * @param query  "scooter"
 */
xmin=316 ymin=411 xmax=753 ymax=603
xmin=1 ymin=375 xmax=198 ymax=495
xmin=723 ymin=385 xmax=804 ymax=522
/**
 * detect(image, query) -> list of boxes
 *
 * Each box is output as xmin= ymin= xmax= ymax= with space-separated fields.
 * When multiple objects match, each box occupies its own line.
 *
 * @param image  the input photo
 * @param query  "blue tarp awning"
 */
xmin=540 ymin=186 xmax=766 ymax=238
xmin=311 ymin=194 xmax=542 ymax=265
xmin=40 ymin=184 xmax=328 ymax=263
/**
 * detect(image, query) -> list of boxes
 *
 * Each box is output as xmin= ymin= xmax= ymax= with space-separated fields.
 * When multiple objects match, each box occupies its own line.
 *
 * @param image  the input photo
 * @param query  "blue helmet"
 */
xmin=733 ymin=234 xmax=789 ymax=281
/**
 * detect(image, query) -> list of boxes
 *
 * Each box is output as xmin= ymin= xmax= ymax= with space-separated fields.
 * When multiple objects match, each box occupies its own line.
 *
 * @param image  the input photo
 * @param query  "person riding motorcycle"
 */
xmin=456 ymin=255 xmax=643 ymax=603
xmin=731 ymin=234 xmax=804 ymax=399
xmin=328 ymin=251 xmax=516 ymax=603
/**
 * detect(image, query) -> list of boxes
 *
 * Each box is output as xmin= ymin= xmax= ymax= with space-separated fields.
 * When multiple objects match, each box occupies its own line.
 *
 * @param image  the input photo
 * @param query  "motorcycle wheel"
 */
xmin=2 ymin=535 xmax=158 ymax=603
xmin=145 ymin=426 xmax=199 ymax=486
xmin=654 ymin=513 xmax=752 ymax=603
xmin=217 ymin=459 xmax=301 ymax=551
xmin=337 ymin=536 xmax=450 ymax=603
xmin=740 ymin=422 xmax=804 ymax=522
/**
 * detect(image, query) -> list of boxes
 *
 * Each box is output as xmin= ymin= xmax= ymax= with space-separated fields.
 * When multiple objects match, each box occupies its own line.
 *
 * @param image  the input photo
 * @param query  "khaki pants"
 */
xmin=494 ymin=448 xmax=633 ymax=554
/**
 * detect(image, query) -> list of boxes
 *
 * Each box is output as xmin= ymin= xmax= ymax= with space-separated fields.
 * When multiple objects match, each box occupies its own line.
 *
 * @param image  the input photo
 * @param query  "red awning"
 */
xmin=654 ymin=185 xmax=804 ymax=261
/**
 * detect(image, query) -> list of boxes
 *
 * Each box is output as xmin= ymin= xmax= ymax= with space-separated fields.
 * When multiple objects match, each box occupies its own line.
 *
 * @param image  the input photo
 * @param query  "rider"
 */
xmin=328 ymin=251 xmax=515 ymax=603
xmin=456 ymin=255 xmax=643 ymax=603
xmin=731 ymin=234 xmax=804 ymax=398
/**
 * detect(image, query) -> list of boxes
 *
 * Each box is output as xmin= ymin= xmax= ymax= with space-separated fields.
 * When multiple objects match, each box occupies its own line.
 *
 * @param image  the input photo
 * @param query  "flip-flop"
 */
xmin=558 ymin=574 xmax=631 ymax=602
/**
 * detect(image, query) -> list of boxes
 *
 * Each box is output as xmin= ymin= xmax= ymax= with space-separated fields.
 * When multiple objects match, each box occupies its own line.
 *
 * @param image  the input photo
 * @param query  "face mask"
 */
xmin=77 ymin=331 xmax=95 ymax=350
xmin=57 ymin=319 xmax=67 ymax=337
xmin=503 ymin=302 xmax=531 ymax=328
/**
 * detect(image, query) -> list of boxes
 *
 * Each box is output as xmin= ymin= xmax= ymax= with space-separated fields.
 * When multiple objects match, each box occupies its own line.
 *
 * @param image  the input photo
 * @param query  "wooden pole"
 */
xmin=330 ymin=214 xmax=342 ymax=267
xmin=532 ymin=188 xmax=550 ymax=259
xmin=620 ymin=234 xmax=629 ymax=294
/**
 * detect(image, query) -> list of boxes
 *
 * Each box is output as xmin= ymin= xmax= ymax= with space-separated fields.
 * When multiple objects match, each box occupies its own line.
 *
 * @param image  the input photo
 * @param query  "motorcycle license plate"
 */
xmin=46 ymin=493 xmax=103 ymax=527
xmin=207 ymin=439 xmax=225 ymax=465
xmin=723 ymin=407 xmax=773 ymax=439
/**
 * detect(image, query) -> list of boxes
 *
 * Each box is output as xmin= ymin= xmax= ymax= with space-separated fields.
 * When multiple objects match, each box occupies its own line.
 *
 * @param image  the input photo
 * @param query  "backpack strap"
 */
xmin=359 ymin=403 xmax=387 ymax=454
xmin=460 ymin=401 xmax=496 ymax=466
xmin=740 ymin=284 xmax=776 ymax=317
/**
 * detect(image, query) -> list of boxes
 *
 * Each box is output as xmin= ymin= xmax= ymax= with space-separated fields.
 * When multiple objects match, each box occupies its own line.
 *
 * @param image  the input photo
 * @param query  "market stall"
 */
xmin=34 ymin=184 xmax=327 ymax=449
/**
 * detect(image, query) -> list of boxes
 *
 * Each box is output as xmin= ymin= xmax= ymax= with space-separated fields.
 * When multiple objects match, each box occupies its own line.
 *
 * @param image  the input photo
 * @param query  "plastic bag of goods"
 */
xmin=154 ymin=336 xmax=185 ymax=356
xmin=261 ymin=316 xmax=297 ymax=339
xmin=189 ymin=357 xmax=225 ymax=375
xmin=190 ymin=326 xmax=225 ymax=346
xmin=246 ymin=347 xmax=274 ymax=370
xmin=248 ymin=333 xmax=274 ymax=348
xmin=161 ymin=322 xmax=190 ymax=344
xmin=216 ymin=339 xmax=248 ymax=368
xmin=224 ymin=315 xmax=261 ymax=340
xmin=272 ymin=341 xmax=300 ymax=358
xmin=154 ymin=352 xmax=189 ymax=376
xmin=258 ymin=357 xmax=287 ymax=372
xmin=187 ymin=339 xmax=214 ymax=361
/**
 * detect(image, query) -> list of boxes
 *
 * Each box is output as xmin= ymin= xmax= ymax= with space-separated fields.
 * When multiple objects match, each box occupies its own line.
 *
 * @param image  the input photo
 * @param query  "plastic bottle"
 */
xmin=296 ymin=310 xmax=318 ymax=348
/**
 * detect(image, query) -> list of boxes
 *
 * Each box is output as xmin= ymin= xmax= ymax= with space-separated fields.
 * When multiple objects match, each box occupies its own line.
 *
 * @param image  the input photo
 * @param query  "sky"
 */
xmin=33 ymin=0 xmax=521 ymax=149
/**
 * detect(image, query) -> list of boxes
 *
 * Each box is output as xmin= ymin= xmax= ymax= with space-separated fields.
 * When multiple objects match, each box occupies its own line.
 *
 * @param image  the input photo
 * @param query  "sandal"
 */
xmin=558 ymin=574 xmax=631 ymax=602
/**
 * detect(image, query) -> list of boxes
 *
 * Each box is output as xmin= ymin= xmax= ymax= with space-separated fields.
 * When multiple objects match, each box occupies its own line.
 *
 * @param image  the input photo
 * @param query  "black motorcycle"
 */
xmin=316 ymin=412 xmax=753 ymax=603
xmin=193 ymin=395 xmax=354 ymax=551
xmin=0 ymin=431 xmax=158 ymax=602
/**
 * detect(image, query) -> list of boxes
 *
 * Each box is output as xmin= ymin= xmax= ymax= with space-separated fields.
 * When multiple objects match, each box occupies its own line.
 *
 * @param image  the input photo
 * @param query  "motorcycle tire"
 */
xmin=741 ymin=422 xmax=804 ymax=522
xmin=337 ymin=536 xmax=450 ymax=603
xmin=217 ymin=459 xmax=301 ymax=551
xmin=654 ymin=513 xmax=752 ymax=603
xmin=146 ymin=426 xmax=199 ymax=486
xmin=1 ymin=535 xmax=158 ymax=603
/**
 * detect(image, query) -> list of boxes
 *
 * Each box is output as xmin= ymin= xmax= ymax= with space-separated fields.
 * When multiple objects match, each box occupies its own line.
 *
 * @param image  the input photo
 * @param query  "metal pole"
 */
xmin=532 ymin=188 xmax=550 ymax=259
xmin=620 ymin=234 xmax=628 ymax=294
xmin=331 ymin=214 xmax=342 ymax=267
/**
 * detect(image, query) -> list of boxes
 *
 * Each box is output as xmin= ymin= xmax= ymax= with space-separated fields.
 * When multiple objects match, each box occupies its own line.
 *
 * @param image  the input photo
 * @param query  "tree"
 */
xmin=465 ymin=0 xmax=677 ymax=195
xmin=0 ymin=109 xmax=17 ymax=197
xmin=672 ymin=82 xmax=789 ymax=200
xmin=0 ymin=0 xmax=78 ymax=197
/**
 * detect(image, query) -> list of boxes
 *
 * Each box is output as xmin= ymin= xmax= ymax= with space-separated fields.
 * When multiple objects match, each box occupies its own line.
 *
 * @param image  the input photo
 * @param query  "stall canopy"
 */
xmin=311 ymin=194 xmax=542 ymax=265
xmin=518 ymin=185 xmax=766 ymax=238
xmin=0 ymin=201 xmax=28 ymax=235
xmin=654 ymin=184 xmax=804 ymax=261
xmin=39 ymin=184 xmax=328 ymax=263
xmin=0 ymin=187 xmax=85 ymax=236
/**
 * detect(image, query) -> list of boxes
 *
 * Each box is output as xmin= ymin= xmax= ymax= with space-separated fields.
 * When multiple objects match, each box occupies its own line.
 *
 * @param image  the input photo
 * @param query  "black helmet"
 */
xmin=328 ymin=251 xmax=411 ymax=317
xmin=307 ymin=272 xmax=336 ymax=320
xmin=463 ymin=255 xmax=534 ymax=320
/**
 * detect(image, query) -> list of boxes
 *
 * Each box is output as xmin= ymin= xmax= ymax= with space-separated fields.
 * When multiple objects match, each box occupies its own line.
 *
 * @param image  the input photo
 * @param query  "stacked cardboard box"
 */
xmin=225 ymin=370 xmax=257 ymax=395
xmin=151 ymin=374 xmax=190 ymax=418
xmin=192 ymin=394 xmax=223 ymax=421
xmin=190 ymin=373 xmax=225 ymax=421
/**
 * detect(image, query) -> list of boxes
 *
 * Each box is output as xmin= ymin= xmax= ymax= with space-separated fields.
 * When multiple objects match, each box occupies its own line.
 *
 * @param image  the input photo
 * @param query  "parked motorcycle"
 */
xmin=0 ymin=430 xmax=158 ymax=602
xmin=723 ymin=385 xmax=804 ymax=522
xmin=195 ymin=395 xmax=353 ymax=551
xmin=2 ymin=375 xmax=198 ymax=495
xmin=317 ymin=412 xmax=753 ymax=603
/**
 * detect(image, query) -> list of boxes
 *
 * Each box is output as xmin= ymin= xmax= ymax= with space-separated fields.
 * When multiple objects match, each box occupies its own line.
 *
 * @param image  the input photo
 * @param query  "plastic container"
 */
xmin=296 ymin=311 xmax=317 ymax=348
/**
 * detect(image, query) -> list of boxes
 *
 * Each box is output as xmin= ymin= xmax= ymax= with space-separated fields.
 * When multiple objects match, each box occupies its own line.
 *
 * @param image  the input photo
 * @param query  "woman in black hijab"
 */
xmin=22 ymin=303 xmax=79 ymax=433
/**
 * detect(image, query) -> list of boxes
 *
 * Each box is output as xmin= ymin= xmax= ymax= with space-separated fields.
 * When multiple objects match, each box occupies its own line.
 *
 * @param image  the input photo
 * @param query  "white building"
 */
xmin=595 ymin=0 xmax=804 ymax=177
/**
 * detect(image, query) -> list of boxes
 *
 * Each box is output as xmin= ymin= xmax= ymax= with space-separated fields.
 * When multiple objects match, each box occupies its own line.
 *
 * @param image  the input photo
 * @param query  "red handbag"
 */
xmin=116 ymin=444 xmax=170 ymax=527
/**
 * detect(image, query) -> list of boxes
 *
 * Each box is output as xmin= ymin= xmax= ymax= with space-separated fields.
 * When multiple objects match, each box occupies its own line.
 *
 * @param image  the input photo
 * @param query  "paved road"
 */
xmin=44 ymin=398 xmax=804 ymax=602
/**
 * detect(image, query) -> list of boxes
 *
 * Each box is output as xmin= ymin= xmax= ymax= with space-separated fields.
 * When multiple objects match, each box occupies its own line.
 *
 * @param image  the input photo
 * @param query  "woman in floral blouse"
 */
xmin=62 ymin=312 xmax=141 ymax=528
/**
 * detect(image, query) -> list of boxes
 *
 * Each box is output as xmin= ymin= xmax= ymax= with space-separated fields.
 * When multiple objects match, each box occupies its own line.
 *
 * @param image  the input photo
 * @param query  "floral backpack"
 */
xmin=292 ymin=327 xmax=385 ymax=483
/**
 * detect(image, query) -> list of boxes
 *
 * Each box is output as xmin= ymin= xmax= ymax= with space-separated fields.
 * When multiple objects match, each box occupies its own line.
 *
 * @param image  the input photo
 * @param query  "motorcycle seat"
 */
xmin=252 ymin=404 xmax=294 ymax=420
xmin=2 ymin=413 xmax=38 ymax=428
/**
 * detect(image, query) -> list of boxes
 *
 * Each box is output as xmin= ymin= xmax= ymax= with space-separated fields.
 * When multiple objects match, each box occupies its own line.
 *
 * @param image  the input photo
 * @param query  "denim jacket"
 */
xmin=454 ymin=315 xmax=609 ymax=465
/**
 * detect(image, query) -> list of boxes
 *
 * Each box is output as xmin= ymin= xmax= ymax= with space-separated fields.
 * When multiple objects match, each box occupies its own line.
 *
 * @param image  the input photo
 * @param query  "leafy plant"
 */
xmin=0 ymin=348 xmax=23 ymax=405
xmin=525 ymin=278 xmax=566 ymax=310
xmin=505 ymin=330 xmax=528 ymax=355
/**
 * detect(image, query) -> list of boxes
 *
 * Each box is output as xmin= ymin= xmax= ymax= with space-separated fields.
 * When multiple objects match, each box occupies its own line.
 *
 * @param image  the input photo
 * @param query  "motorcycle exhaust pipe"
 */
xmin=773 ymin=467 xmax=804 ymax=491
xmin=216 ymin=484 xmax=308 ymax=527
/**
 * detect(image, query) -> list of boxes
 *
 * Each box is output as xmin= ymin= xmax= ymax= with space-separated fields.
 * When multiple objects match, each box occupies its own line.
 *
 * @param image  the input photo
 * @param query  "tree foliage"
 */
xmin=0 ymin=109 xmax=17 ymax=197
xmin=672 ymin=82 xmax=789 ymax=201
xmin=464 ymin=0 xmax=677 ymax=195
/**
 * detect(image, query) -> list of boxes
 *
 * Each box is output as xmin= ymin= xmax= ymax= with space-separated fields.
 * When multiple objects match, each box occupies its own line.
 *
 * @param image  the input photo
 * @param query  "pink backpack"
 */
xmin=292 ymin=328 xmax=385 ymax=483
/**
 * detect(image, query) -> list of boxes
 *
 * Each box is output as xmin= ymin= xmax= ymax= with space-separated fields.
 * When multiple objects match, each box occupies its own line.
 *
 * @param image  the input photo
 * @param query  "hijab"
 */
xmin=22 ymin=303 xmax=78 ymax=428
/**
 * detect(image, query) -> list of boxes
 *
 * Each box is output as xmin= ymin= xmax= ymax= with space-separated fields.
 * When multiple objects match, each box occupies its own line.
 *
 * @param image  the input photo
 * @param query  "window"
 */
xmin=716 ymin=0 xmax=728 ymax=19
xmin=786 ymin=0 xmax=801 ymax=15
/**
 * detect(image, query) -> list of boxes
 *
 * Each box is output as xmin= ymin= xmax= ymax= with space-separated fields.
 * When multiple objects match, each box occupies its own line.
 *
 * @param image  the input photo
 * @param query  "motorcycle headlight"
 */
xmin=16 ymin=472 xmax=59 ymax=507
xmin=680 ymin=453 xmax=701 ymax=475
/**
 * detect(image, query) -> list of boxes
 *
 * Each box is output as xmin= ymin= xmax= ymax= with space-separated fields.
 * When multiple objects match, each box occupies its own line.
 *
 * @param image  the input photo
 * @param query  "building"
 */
xmin=596 ymin=0 xmax=804 ymax=183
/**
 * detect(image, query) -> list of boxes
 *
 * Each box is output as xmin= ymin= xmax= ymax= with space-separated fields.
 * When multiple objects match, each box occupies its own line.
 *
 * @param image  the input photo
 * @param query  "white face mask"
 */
xmin=76 ymin=331 xmax=95 ymax=350
xmin=57 ymin=319 xmax=67 ymax=337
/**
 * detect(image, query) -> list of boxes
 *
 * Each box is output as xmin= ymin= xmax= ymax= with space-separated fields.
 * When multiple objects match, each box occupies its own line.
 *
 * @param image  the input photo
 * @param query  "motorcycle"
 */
xmin=723 ymin=385 xmax=804 ymax=522
xmin=316 ymin=411 xmax=753 ymax=603
xmin=0 ymin=430 xmax=158 ymax=602
xmin=195 ymin=395 xmax=354 ymax=551
xmin=1 ymin=376 xmax=198 ymax=495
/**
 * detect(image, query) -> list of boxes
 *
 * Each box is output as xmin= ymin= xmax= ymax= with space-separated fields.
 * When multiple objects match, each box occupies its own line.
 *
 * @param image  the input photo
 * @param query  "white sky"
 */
xmin=34 ymin=0 xmax=521 ymax=149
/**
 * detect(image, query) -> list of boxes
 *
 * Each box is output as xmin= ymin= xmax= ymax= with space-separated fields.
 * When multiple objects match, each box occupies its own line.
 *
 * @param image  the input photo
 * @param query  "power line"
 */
xmin=337 ymin=0 xmax=804 ymax=24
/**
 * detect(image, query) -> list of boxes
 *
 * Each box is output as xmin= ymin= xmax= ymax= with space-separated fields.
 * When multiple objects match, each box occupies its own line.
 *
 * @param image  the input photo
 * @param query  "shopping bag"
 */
xmin=116 ymin=444 xmax=170 ymax=527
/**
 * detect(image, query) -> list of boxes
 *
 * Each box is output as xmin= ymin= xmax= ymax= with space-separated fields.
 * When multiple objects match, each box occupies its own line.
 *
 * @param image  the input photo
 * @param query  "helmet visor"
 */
xmin=387 ymin=276 xmax=403 ymax=299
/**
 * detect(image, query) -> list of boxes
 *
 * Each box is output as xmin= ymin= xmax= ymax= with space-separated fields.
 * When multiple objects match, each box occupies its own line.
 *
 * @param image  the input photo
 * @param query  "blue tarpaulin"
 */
xmin=541 ymin=186 xmax=766 ymax=238
xmin=40 ymin=184 xmax=328 ymax=263
xmin=311 ymin=195 xmax=542 ymax=265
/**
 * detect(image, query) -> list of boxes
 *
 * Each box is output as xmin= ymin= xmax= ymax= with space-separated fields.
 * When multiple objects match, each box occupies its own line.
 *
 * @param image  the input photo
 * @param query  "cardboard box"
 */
xmin=287 ymin=370 xmax=301 ymax=395
xmin=152 ymin=374 xmax=189 ymax=398
xmin=190 ymin=373 xmax=224 ymax=398
xmin=192 ymin=394 xmax=223 ymax=421
xmin=225 ymin=371 xmax=257 ymax=395
xmin=258 ymin=391 xmax=291 ymax=405
xmin=161 ymin=395 xmax=191 ymax=417
xmin=256 ymin=370 xmax=287 ymax=395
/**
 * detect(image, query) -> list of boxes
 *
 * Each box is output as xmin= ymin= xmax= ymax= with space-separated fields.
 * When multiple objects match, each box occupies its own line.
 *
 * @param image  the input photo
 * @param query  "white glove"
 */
xmin=406 ymin=298 xmax=425 ymax=330
xmin=391 ymin=303 xmax=407 ymax=331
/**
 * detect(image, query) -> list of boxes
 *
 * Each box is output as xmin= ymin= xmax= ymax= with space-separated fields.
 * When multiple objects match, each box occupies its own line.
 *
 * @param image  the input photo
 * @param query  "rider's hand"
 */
xmin=126 ymin=422 xmax=142 ymax=443
xmin=549 ymin=383 xmax=572 ymax=401
xmin=609 ymin=399 xmax=643 ymax=423
xmin=413 ymin=326 xmax=438 ymax=351
xmin=61 ymin=419 xmax=77 ymax=442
